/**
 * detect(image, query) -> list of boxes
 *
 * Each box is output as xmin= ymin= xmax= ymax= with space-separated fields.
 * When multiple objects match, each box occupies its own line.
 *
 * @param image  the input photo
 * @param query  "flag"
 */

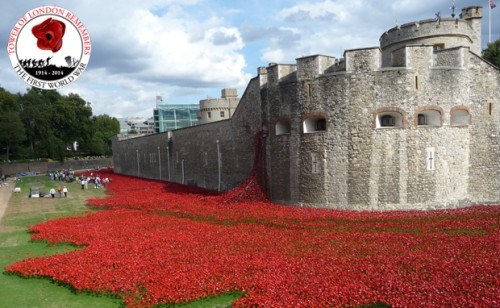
xmin=491 ymin=0 xmax=497 ymax=9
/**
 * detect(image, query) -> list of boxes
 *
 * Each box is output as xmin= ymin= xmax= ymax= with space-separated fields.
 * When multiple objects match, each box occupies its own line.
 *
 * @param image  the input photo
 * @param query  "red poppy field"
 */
xmin=5 ymin=170 xmax=499 ymax=307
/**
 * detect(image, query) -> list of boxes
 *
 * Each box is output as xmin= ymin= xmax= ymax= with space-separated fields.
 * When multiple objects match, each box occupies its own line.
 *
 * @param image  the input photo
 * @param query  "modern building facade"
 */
xmin=153 ymin=100 xmax=199 ymax=133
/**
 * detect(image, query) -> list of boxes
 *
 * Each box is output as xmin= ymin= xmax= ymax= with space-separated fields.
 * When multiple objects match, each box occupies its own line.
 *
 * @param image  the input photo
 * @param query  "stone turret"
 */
xmin=459 ymin=6 xmax=483 ymax=54
xmin=198 ymin=88 xmax=240 ymax=124
xmin=379 ymin=6 xmax=483 ymax=66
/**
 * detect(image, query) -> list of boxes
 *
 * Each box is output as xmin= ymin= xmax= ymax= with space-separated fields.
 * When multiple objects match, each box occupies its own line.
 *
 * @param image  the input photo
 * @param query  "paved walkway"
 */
xmin=0 ymin=179 xmax=15 ymax=222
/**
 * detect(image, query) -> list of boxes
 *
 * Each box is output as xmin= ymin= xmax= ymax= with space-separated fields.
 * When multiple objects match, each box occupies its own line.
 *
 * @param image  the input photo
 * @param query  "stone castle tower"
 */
xmin=262 ymin=6 xmax=499 ymax=209
xmin=112 ymin=6 xmax=499 ymax=210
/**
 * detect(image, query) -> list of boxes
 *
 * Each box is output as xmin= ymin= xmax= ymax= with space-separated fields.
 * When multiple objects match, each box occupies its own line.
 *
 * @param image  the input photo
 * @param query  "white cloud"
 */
xmin=0 ymin=0 xmax=497 ymax=118
xmin=278 ymin=0 xmax=355 ymax=24
xmin=391 ymin=0 xmax=439 ymax=15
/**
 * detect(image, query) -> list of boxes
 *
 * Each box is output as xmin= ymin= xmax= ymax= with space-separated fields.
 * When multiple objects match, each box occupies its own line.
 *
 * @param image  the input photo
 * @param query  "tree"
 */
xmin=0 ymin=86 xmax=121 ymax=160
xmin=91 ymin=114 xmax=120 ymax=155
xmin=483 ymin=39 xmax=500 ymax=68
xmin=18 ymin=88 xmax=55 ymax=157
xmin=18 ymin=88 xmax=94 ymax=160
xmin=0 ymin=111 xmax=26 ymax=161
xmin=0 ymin=87 xmax=18 ymax=111
xmin=0 ymin=88 xmax=26 ymax=160
xmin=87 ymin=136 xmax=106 ymax=155
xmin=51 ymin=93 xmax=93 ymax=155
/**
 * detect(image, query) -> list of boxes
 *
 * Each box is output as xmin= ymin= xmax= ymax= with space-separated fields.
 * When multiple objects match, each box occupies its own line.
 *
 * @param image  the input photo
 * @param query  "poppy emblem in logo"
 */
xmin=7 ymin=6 xmax=91 ymax=89
xmin=32 ymin=18 xmax=66 ymax=52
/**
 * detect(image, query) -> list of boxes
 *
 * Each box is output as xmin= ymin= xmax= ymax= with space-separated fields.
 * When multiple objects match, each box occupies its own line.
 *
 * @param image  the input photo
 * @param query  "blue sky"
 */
xmin=1 ymin=0 xmax=498 ymax=118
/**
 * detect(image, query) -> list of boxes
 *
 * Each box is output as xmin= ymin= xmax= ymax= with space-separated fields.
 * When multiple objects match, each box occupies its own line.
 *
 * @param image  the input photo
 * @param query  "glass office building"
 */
xmin=153 ymin=104 xmax=200 ymax=133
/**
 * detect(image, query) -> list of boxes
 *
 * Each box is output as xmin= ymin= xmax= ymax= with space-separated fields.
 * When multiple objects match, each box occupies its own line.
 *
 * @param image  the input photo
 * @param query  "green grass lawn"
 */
xmin=0 ymin=176 xmax=122 ymax=307
xmin=0 ymin=175 xmax=240 ymax=308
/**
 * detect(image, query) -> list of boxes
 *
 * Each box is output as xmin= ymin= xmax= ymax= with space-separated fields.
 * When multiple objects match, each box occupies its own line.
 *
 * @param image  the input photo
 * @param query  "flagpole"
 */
xmin=490 ymin=0 xmax=492 ymax=43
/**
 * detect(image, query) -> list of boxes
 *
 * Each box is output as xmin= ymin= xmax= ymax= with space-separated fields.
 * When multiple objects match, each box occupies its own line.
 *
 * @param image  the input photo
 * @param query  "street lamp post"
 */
xmin=181 ymin=159 xmax=185 ymax=184
xmin=166 ymin=146 xmax=170 ymax=181
xmin=136 ymin=149 xmax=140 ymax=177
xmin=216 ymin=140 xmax=221 ymax=192
xmin=157 ymin=146 xmax=161 ymax=180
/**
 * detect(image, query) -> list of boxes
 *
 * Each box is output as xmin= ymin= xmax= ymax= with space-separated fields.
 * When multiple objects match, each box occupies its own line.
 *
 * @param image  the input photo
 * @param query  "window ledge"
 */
xmin=417 ymin=125 xmax=441 ymax=128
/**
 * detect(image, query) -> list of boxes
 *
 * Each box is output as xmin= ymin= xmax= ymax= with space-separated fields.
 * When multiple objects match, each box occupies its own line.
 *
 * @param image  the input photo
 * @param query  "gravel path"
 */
xmin=0 ymin=179 xmax=15 ymax=223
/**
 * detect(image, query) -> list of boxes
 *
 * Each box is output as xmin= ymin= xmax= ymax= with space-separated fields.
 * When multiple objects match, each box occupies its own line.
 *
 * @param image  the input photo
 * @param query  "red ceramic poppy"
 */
xmin=31 ymin=17 xmax=66 ymax=53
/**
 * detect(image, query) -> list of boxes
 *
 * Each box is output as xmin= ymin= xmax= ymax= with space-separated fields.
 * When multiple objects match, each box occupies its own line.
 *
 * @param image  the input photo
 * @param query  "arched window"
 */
xmin=451 ymin=108 xmax=470 ymax=126
xmin=275 ymin=119 xmax=291 ymax=136
xmin=417 ymin=109 xmax=441 ymax=127
xmin=381 ymin=115 xmax=396 ymax=127
xmin=375 ymin=111 xmax=404 ymax=128
xmin=303 ymin=116 xmax=327 ymax=133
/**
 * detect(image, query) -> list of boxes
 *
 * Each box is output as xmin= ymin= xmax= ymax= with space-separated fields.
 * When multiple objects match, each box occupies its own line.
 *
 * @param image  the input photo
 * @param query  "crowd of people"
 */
xmin=44 ymin=169 xmax=111 ymax=199
xmin=48 ymin=170 xmax=76 ymax=183
xmin=78 ymin=172 xmax=111 ymax=190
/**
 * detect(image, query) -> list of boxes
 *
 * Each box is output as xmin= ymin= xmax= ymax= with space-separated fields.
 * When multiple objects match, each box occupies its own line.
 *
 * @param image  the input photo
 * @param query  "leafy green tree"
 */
xmin=0 ymin=111 xmax=26 ymax=161
xmin=52 ymin=93 xmax=93 ymax=155
xmin=18 ymin=88 xmax=54 ymax=157
xmin=483 ymin=39 xmax=500 ymax=68
xmin=2 ymin=87 xmax=121 ymax=160
xmin=18 ymin=88 xmax=94 ymax=161
xmin=87 ymin=136 xmax=106 ymax=156
xmin=0 ymin=88 xmax=26 ymax=160
xmin=0 ymin=87 xmax=18 ymax=111
xmin=91 ymin=114 xmax=120 ymax=155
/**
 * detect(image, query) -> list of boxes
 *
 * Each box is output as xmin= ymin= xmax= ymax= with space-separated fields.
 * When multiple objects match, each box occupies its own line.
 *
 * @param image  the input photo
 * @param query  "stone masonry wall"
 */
xmin=264 ymin=43 xmax=499 ymax=210
xmin=112 ymin=76 xmax=263 ymax=192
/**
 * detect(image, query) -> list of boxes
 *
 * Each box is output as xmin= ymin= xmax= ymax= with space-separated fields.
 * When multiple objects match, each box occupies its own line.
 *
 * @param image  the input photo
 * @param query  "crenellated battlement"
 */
xmin=380 ymin=6 xmax=482 ymax=65
xmin=263 ymin=49 xmax=379 ymax=87
xmin=296 ymin=55 xmax=337 ymax=80
xmin=459 ymin=6 xmax=483 ymax=20
xmin=380 ymin=18 xmax=472 ymax=49
xmin=265 ymin=63 xmax=297 ymax=87
xmin=261 ymin=42 xmax=469 ymax=88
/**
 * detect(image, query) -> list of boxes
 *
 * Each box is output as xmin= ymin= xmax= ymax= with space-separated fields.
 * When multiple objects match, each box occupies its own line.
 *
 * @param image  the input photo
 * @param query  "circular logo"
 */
xmin=7 ymin=6 xmax=91 ymax=89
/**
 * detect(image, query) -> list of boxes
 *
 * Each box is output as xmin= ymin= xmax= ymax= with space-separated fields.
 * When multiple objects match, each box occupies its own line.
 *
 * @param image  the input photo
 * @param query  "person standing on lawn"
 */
xmin=57 ymin=186 xmax=62 ymax=198
xmin=49 ymin=188 xmax=55 ymax=198
xmin=63 ymin=186 xmax=68 ymax=197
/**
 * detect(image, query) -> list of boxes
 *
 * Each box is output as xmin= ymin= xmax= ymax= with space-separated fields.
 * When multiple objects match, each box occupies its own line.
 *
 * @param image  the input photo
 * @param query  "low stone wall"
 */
xmin=0 ymin=158 xmax=113 ymax=177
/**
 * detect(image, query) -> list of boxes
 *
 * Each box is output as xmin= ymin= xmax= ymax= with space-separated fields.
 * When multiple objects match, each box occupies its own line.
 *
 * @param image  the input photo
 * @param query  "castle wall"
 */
xmin=112 ymin=5 xmax=498 ymax=210
xmin=112 ymin=77 xmax=263 ymax=191
xmin=466 ymin=55 xmax=500 ymax=202
xmin=264 ymin=44 xmax=499 ymax=210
